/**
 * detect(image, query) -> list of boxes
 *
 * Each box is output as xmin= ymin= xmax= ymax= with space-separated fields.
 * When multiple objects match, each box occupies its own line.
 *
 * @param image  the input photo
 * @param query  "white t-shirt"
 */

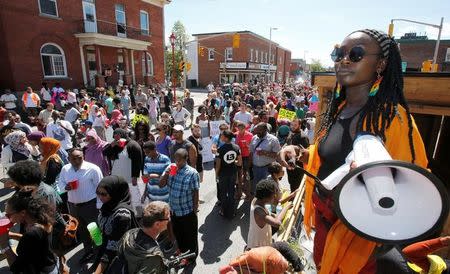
xmin=93 ymin=115 xmax=106 ymax=127
xmin=67 ymin=92 xmax=77 ymax=104
xmin=0 ymin=94 xmax=17 ymax=109
xmin=46 ymin=121 xmax=74 ymax=150
xmin=234 ymin=111 xmax=253 ymax=125
xmin=64 ymin=108 xmax=80 ymax=123
xmin=41 ymin=87 xmax=52 ymax=101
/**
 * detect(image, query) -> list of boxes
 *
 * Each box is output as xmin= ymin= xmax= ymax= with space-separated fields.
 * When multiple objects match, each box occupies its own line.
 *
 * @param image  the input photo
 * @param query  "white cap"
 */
xmin=173 ymin=125 xmax=184 ymax=132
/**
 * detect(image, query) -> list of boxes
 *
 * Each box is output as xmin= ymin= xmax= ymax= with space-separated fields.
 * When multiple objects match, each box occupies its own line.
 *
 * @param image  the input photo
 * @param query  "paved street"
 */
xmin=0 ymin=90 xmax=291 ymax=274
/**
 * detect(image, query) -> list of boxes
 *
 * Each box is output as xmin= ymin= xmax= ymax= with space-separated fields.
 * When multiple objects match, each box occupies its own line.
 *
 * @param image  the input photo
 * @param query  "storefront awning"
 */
xmin=75 ymin=33 xmax=151 ymax=51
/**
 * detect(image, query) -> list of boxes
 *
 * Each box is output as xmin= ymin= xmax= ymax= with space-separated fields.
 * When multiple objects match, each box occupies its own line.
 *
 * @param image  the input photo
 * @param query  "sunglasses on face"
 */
xmin=331 ymin=46 xmax=381 ymax=63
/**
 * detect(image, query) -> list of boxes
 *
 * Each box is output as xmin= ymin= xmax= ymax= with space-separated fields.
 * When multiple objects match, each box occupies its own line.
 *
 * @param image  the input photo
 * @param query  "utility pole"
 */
xmin=268 ymin=27 xmax=278 ymax=83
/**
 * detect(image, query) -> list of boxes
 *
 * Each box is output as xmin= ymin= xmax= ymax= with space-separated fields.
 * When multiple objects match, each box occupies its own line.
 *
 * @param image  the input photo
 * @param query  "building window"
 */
xmin=40 ymin=43 xmax=67 ymax=77
xmin=261 ymin=51 xmax=264 ymax=63
xmin=208 ymin=48 xmax=215 ymax=61
xmin=255 ymin=50 xmax=259 ymax=62
xmin=265 ymin=52 xmax=268 ymax=64
xmin=115 ymin=4 xmax=126 ymax=37
xmin=142 ymin=52 xmax=154 ymax=76
xmin=279 ymin=57 xmax=282 ymax=64
xmin=38 ymin=0 xmax=58 ymax=17
xmin=226 ymin=47 xmax=233 ymax=60
xmin=446 ymin=48 xmax=450 ymax=62
xmin=140 ymin=11 xmax=149 ymax=35
xmin=250 ymin=49 xmax=253 ymax=62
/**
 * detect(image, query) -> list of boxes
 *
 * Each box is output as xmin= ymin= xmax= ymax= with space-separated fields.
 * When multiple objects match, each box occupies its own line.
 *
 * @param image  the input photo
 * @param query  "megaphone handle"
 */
xmin=294 ymin=165 xmax=322 ymax=184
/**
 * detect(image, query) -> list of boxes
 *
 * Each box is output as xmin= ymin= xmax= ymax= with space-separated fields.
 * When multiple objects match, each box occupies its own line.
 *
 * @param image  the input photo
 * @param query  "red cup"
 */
xmin=0 ymin=218 xmax=13 ymax=235
xmin=68 ymin=180 xmax=79 ymax=190
xmin=142 ymin=175 xmax=150 ymax=184
xmin=169 ymin=164 xmax=178 ymax=176
xmin=118 ymin=138 xmax=127 ymax=148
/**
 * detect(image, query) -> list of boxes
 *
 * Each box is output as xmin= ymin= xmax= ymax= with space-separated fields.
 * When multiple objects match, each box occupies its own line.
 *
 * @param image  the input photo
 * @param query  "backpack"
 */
xmin=106 ymin=253 xmax=129 ymax=274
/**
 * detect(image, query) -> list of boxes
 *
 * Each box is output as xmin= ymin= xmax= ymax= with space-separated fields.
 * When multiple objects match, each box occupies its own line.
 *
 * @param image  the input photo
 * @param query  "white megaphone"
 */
xmin=320 ymin=134 xmax=449 ymax=244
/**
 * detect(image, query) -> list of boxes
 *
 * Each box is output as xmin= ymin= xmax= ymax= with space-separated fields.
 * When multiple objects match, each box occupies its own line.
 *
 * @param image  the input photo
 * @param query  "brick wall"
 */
xmin=195 ymin=32 xmax=291 ymax=87
xmin=0 ymin=0 xmax=166 ymax=91
xmin=398 ymin=40 xmax=450 ymax=72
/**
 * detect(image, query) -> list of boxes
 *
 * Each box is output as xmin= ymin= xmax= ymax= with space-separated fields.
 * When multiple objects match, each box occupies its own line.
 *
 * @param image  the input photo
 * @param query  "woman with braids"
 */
xmin=282 ymin=29 xmax=428 ymax=273
xmin=0 ymin=190 xmax=58 ymax=274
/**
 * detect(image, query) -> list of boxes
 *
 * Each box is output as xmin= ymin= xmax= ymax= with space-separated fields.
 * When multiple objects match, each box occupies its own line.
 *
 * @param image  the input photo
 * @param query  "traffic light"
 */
xmin=232 ymin=33 xmax=240 ymax=48
xmin=199 ymin=46 xmax=205 ymax=57
xmin=388 ymin=23 xmax=394 ymax=37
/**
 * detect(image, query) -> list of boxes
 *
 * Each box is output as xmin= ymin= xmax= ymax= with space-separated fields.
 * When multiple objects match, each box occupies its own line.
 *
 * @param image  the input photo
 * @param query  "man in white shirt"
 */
xmin=57 ymin=148 xmax=103 ymax=263
xmin=40 ymin=82 xmax=52 ymax=105
xmin=46 ymin=111 xmax=75 ymax=150
xmin=233 ymin=102 xmax=253 ymax=125
xmin=38 ymin=103 xmax=55 ymax=124
xmin=0 ymin=89 xmax=17 ymax=111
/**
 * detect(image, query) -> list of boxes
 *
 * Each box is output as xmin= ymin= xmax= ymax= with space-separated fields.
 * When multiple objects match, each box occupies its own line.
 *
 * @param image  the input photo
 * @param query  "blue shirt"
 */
xmin=212 ymin=134 xmax=235 ymax=149
xmin=166 ymin=164 xmax=200 ymax=216
xmin=120 ymin=96 xmax=131 ymax=110
xmin=144 ymin=153 xmax=171 ymax=202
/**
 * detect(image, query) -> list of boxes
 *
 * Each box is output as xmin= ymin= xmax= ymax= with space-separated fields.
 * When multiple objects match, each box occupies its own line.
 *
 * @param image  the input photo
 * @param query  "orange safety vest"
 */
xmin=303 ymin=104 xmax=428 ymax=274
xmin=22 ymin=92 xmax=40 ymax=107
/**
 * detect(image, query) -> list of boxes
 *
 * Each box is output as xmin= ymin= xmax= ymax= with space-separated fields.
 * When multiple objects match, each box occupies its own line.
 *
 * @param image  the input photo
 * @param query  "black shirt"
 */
xmin=217 ymin=143 xmax=240 ymax=176
xmin=10 ymin=225 xmax=56 ymax=274
xmin=317 ymin=115 xmax=356 ymax=180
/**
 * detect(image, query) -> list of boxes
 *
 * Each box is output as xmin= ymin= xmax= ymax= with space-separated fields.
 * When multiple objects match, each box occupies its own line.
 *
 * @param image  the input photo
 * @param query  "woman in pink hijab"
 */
xmin=109 ymin=109 xmax=123 ymax=130
xmin=84 ymin=129 xmax=110 ymax=176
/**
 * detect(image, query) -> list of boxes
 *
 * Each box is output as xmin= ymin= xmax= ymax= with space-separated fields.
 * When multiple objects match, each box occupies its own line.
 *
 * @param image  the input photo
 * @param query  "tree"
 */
xmin=165 ymin=21 xmax=189 ymax=85
xmin=310 ymin=59 xmax=327 ymax=72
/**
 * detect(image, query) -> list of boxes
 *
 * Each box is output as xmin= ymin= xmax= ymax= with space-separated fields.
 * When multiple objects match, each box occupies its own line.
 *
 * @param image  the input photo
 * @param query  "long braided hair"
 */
xmin=317 ymin=29 xmax=416 ymax=163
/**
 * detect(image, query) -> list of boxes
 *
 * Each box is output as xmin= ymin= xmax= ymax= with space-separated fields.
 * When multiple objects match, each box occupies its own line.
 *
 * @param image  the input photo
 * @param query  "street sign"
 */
xmin=186 ymin=62 xmax=192 ymax=72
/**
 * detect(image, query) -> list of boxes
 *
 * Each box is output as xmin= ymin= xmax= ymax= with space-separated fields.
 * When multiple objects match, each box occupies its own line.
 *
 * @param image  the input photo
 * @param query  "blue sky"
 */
xmin=164 ymin=0 xmax=449 ymax=66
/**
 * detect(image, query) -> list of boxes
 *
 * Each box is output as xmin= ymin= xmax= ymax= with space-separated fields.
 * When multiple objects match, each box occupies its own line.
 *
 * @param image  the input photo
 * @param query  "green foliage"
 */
xmin=130 ymin=114 xmax=149 ymax=128
xmin=310 ymin=59 xmax=327 ymax=72
xmin=165 ymin=20 xmax=189 ymax=86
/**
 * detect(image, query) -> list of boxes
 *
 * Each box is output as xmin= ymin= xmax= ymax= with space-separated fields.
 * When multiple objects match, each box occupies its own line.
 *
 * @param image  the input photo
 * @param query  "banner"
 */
xmin=278 ymin=108 xmax=296 ymax=121
xmin=200 ymin=138 xmax=215 ymax=163
xmin=198 ymin=120 xmax=210 ymax=138
xmin=209 ymin=120 xmax=226 ymax=137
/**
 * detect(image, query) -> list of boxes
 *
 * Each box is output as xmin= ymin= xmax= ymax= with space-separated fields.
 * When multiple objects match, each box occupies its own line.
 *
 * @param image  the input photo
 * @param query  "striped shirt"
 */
xmin=144 ymin=153 xmax=171 ymax=202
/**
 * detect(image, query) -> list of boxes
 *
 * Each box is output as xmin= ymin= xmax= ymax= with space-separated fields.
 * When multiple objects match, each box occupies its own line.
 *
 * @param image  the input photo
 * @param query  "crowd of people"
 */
xmin=0 ymin=79 xmax=319 ymax=273
xmin=0 ymin=28 xmax=448 ymax=274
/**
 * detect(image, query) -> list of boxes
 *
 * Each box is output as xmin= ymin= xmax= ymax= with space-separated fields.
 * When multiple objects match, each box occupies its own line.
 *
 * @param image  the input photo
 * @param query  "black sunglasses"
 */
xmin=331 ymin=46 xmax=381 ymax=63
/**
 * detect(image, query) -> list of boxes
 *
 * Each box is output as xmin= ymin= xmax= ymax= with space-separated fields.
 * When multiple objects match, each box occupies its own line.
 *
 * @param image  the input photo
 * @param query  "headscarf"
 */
xmin=85 ymin=129 xmax=110 ymax=176
xmin=40 ymin=137 xmax=62 ymax=172
xmin=110 ymin=109 xmax=123 ymax=125
xmin=5 ymin=131 xmax=30 ymax=156
xmin=27 ymin=131 xmax=45 ymax=143
xmin=98 ymin=175 xmax=132 ymax=216
xmin=354 ymin=29 xmax=392 ymax=58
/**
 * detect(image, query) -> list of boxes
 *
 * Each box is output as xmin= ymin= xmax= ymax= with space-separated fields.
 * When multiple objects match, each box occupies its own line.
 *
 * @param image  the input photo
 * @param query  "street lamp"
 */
xmin=268 ymin=27 xmax=278 ymax=82
xmin=389 ymin=17 xmax=444 ymax=68
xmin=169 ymin=32 xmax=177 ymax=103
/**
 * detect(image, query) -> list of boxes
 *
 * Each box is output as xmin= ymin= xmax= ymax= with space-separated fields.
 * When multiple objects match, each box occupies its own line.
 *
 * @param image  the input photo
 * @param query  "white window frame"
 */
xmin=250 ymin=49 xmax=253 ymax=62
xmin=208 ymin=48 xmax=215 ymax=61
xmin=142 ymin=52 xmax=154 ymax=76
xmin=38 ymin=0 xmax=59 ymax=17
xmin=115 ymin=4 xmax=126 ymax=37
xmin=265 ymin=52 xmax=268 ymax=64
xmin=40 ymin=43 xmax=67 ymax=78
xmin=260 ymin=51 xmax=264 ymax=63
xmin=255 ymin=50 xmax=259 ymax=62
xmin=226 ymin=47 xmax=233 ymax=61
xmin=140 ymin=10 xmax=149 ymax=35
xmin=446 ymin=48 xmax=450 ymax=62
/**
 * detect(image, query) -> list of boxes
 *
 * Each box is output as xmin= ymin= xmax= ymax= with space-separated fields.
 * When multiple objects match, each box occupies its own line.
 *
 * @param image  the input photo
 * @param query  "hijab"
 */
xmin=98 ymin=175 xmax=132 ymax=215
xmin=110 ymin=109 xmax=123 ymax=125
xmin=85 ymin=129 xmax=110 ymax=176
xmin=40 ymin=137 xmax=62 ymax=172
xmin=27 ymin=131 xmax=45 ymax=143
xmin=5 ymin=131 xmax=30 ymax=156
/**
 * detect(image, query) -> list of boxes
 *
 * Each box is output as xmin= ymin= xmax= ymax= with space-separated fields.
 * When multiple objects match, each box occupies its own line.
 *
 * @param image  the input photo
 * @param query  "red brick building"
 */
xmin=289 ymin=58 xmax=306 ymax=80
xmin=396 ymin=33 xmax=450 ymax=72
xmin=186 ymin=31 xmax=291 ymax=87
xmin=0 ymin=0 xmax=170 ymax=91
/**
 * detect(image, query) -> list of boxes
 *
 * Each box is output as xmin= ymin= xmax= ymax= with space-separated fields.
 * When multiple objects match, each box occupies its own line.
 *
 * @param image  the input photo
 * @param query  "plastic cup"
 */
xmin=118 ymin=138 xmax=127 ymax=148
xmin=87 ymin=222 xmax=103 ymax=246
xmin=0 ymin=218 xmax=12 ymax=235
xmin=68 ymin=180 xmax=79 ymax=190
xmin=142 ymin=175 xmax=150 ymax=184
xmin=169 ymin=164 xmax=178 ymax=176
